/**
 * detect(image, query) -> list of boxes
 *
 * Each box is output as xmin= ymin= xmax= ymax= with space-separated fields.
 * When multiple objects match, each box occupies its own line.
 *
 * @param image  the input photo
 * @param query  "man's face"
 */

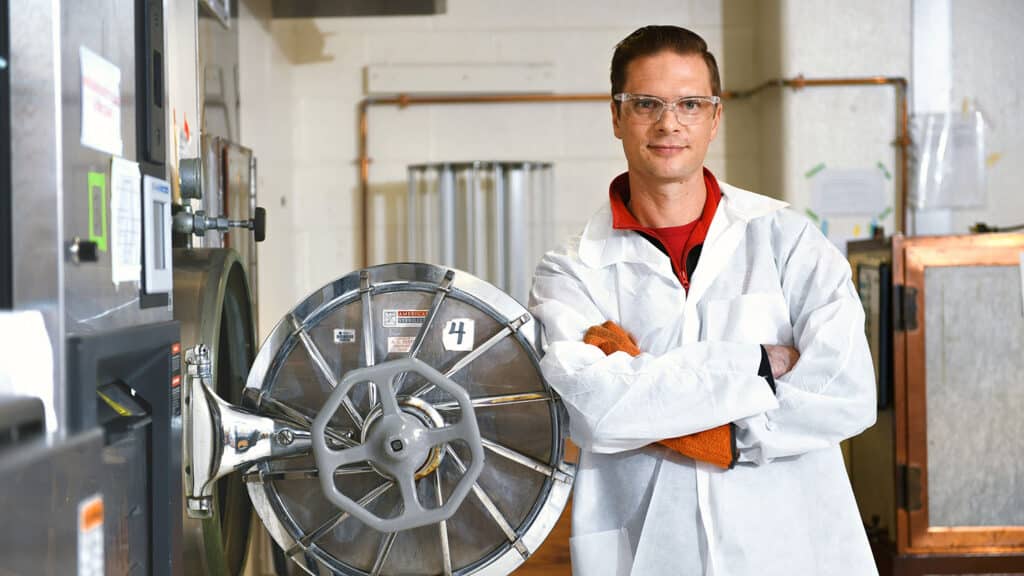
xmin=612 ymin=51 xmax=722 ymax=186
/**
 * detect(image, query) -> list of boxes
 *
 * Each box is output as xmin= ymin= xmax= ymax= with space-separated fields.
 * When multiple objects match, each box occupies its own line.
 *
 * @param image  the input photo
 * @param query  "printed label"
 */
xmin=333 ymin=328 xmax=357 ymax=344
xmin=77 ymin=495 xmax=104 ymax=576
xmin=442 ymin=319 xmax=475 ymax=352
xmin=387 ymin=336 xmax=416 ymax=354
xmin=382 ymin=309 xmax=428 ymax=328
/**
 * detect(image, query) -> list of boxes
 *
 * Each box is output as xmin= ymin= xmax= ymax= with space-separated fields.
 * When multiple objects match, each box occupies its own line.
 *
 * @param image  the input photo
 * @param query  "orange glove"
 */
xmin=583 ymin=320 xmax=737 ymax=470
xmin=583 ymin=320 xmax=640 ymax=357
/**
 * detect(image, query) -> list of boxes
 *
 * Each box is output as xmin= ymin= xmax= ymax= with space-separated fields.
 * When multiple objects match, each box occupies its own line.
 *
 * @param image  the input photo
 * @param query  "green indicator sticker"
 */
xmin=804 ymin=163 xmax=826 ymax=179
xmin=87 ymin=171 xmax=108 ymax=252
xmin=805 ymin=208 xmax=820 ymax=223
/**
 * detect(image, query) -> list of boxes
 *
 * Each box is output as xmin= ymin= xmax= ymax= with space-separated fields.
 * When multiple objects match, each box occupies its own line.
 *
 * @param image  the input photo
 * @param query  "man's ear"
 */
xmin=611 ymin=101 xmax=623 ymax=140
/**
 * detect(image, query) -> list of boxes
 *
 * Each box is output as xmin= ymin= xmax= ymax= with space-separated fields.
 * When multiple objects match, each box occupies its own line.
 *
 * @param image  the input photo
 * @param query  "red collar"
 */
xmin=609 ymin=168 xmax=722 ymax=234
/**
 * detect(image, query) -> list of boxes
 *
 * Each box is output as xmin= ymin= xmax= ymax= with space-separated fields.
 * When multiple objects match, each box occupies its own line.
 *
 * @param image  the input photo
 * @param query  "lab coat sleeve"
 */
xmin=735 ymin=218 xmax=877 ymax=465
xmin=529 ymin=245 xmax=779 ymax=455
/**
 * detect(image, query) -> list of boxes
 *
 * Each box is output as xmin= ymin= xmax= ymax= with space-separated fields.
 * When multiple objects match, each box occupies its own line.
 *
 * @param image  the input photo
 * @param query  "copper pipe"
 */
xmin=726 ymin=75 xmax=910 ymax=234
xmin=358 ymin=76 xmax=909 ymax=267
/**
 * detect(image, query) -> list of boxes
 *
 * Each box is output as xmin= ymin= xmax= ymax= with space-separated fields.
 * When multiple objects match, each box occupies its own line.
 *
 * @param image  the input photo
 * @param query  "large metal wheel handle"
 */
xmin=312 ymin=357 xmax=485 ymax=533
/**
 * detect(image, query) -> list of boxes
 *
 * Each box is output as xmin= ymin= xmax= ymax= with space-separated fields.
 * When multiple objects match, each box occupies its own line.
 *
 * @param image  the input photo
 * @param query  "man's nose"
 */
xmin=655 ymin=104 xmax=683 ymax=131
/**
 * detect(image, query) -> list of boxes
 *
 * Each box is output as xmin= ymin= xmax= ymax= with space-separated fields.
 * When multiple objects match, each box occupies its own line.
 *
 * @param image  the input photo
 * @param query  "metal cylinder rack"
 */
xmin=407 ymin=162 xmax=554 ymax=306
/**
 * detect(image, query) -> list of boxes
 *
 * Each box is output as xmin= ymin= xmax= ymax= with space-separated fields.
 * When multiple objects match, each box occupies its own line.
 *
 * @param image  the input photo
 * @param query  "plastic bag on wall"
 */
xmin=910 ymin=110 xmax=987 ymax=210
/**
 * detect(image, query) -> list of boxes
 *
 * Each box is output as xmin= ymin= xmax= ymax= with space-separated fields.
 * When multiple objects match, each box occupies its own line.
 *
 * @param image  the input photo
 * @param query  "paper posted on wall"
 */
xmin=110 ymin=157 xmax=141 ymax=284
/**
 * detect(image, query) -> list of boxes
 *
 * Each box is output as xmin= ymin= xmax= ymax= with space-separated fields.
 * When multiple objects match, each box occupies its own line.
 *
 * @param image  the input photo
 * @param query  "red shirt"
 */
xmin=608 ymin=168 xmax=722 ymax=291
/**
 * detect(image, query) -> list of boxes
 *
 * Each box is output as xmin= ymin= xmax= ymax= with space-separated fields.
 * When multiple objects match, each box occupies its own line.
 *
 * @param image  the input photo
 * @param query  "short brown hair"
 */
xmin=611 ymin=25 xmax=721 ymax=98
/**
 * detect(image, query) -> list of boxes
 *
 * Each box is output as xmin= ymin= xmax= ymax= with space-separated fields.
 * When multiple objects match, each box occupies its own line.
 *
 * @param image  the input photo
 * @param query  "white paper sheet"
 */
xmin=79 ymin=46 xmax=123 ymax=156
xmin=810 ymin=168 xmax=887 ymax=217
xmin=110 ymin=157 xmax=141 ymax=284
xmin=0 ymin=311 xmax=56 ymax=433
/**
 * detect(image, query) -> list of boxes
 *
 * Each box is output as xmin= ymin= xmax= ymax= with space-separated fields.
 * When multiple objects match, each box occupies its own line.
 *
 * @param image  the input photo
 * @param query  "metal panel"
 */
xmin=60 ymin=0 xmax=173 ymax=336
xmin=0 ymin=430 xmax=106 ymax=575
xmin=66 ymin=320 xmax=184 ymax=574
xmin=10 ymin=0 xmax=67 ymax=431
xmin=846 ymin=239 xmax=898 ymax=547
xmin=1 ymin=0 xmax=11 ymax=309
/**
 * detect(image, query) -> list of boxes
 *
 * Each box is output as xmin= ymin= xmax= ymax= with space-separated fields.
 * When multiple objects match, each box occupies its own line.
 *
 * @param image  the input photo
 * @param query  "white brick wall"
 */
xmin=760 ymin=0 xmax=912 ymax=250
xmin=242 ymin=0 xmax=1024 ymax=330
xmin=238 ymin=0 xmax=754 ymax=329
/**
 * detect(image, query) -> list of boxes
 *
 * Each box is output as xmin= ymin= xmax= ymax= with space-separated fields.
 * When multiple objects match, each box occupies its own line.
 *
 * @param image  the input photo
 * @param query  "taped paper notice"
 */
xmin=77 ymin=495 xmax=104 ymax=576
xmin=334 ymin=328 xmax=356 ymax=344
xmin=109 ymin=157 xmax=141 ymax=284
xmin=79 ymin=46 xmax=123 ymax=156
xmin=383 ymin=309 xmax=427 ymax=328
xmin=387 ymin=336 xmax=416 ymax=354
xmin=442 ymin=319 xmax=475 ymax=351
xmin=810 ymin=168 xmax=887 ymax=217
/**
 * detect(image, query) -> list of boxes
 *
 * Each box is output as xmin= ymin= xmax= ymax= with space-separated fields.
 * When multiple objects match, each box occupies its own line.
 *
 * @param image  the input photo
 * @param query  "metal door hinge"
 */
xmin=897 ymin=464 xmax=922 ymax=511
xmin=894 ymin=285 xmax=918 ymax=332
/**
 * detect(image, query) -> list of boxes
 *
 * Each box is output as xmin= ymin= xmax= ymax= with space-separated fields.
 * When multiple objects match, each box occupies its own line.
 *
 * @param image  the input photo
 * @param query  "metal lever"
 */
xmin=173 ymin=206 xmax=266 ymax=242
xmin=183 ymin=344 xmax=308 ymax=518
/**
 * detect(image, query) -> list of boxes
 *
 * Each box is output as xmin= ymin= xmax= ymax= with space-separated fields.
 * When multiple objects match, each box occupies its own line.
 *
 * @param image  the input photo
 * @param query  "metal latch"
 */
xmin=183 ymin=344 xmax=309 ymax=518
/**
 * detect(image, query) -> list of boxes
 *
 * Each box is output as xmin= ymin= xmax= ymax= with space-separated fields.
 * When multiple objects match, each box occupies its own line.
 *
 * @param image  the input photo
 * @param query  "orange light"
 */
xmin=171 ymin=342 xmax=181 ymax=355
xmin=171 ymin=374 xmax=181 ymax=388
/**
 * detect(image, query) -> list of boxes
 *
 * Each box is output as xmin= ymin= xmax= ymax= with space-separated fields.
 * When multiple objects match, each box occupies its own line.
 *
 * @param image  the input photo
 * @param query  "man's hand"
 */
xmin=583 ymin=320 xmax=736 ymax=469
xmin=764 ymin=345 xmax=800 ymax=379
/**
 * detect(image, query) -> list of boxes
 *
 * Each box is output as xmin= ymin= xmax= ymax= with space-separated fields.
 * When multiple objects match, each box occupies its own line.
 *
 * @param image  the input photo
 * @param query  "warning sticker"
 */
xmin=333 ymin=328 xmax=357 ymax=344
xmin=78 ymin=494 xmax=104 ymax=576
xmin=387 ymin=336 xmax=416 ymax=354
xmin=382 ymin=309 xmax=428 ymax=328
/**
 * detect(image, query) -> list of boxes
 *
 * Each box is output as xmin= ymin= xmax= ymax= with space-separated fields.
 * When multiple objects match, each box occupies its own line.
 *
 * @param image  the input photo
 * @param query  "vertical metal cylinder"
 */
xmin=471 ymin=163 xmax=488 ymax=279
xmin=406 ymin=167 xmax=419 ymax=262
xmin=506 ymin=165 xmax=527 ymax=305
xmin=493 ymin=163 xmax=506 ymax=294
xmin=439 ymin=164 xmax=456 ymax=267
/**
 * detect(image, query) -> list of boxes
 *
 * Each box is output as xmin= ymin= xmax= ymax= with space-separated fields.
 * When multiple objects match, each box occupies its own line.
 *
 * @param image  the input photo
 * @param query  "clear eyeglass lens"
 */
xmin=627 ymin=97 xmax=713 ymax=124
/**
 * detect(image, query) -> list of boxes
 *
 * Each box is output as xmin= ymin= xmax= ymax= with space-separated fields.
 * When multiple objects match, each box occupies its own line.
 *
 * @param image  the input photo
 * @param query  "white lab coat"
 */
xmin=529 ymin=181 xmax=878 ymax=576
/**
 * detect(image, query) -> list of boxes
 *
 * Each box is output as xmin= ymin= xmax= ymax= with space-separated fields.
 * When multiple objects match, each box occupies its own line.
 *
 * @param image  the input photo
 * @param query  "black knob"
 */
xmin=254 ymin=207 xmax=266 ymax=243
xmin=69 ymin=238 xmax=99 ymax=263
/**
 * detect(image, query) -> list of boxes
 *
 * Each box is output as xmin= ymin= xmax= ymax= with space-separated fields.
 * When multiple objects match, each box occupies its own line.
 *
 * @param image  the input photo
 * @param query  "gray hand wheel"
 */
xmin=311 ymin=357 xmax=485 ymax=533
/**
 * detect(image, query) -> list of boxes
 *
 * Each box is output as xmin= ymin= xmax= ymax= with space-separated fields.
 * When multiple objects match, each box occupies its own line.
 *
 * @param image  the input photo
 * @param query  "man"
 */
xmin=529 ymin=26 xmax=877 ymax=575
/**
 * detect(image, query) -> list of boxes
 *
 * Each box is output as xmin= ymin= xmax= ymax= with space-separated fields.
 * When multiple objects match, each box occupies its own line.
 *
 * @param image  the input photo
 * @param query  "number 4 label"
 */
xmin=442 ymin=319 xmax=475 ymax=352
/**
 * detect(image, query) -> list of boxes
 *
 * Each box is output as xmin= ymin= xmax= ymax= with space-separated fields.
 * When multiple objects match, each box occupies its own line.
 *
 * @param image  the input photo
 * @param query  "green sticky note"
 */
xmin=87 ymin=171 xmax=108 ymax=252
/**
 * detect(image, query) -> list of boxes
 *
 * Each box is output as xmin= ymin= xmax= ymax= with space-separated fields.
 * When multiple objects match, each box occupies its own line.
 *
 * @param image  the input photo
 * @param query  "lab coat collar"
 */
xmin=578 ymin=177 xmax=789 ymax=274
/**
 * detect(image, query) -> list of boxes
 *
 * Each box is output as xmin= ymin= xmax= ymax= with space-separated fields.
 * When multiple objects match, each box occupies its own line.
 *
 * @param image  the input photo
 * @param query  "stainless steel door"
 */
xmin=242 ymin=263 xmax=573 ymax=575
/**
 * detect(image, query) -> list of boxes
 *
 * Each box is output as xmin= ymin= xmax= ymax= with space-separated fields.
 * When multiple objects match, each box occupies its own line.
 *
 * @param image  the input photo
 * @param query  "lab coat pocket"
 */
xmin=705 ymin=292 xmax=793 ymax=345
xmin=569 ymin=527 xmax=633 ymax=576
